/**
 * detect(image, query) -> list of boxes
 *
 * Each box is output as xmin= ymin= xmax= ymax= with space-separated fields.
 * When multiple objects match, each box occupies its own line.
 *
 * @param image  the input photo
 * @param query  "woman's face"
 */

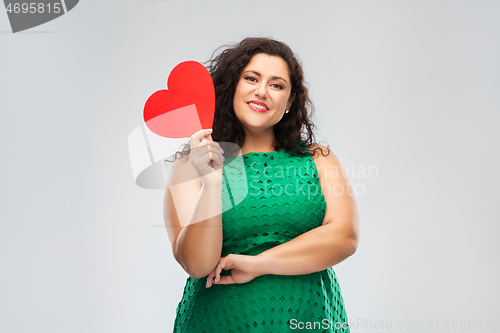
xmin=233 ymin=53 xmax=293 ymax=135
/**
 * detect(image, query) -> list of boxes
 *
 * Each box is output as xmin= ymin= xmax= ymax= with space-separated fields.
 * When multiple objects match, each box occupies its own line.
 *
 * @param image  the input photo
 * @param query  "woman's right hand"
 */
xmin=189 ymin=129 xmax=224 ymax=188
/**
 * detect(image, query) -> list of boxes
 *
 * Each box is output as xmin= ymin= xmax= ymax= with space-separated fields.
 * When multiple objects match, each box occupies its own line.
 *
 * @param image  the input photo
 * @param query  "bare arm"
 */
xmin=254 ymin=144 xmax=359 ymax=275
xmin=206 ymin=144 xmax=359 ymax=286
xmin=163 ymin=134 xmax=224 ymax=279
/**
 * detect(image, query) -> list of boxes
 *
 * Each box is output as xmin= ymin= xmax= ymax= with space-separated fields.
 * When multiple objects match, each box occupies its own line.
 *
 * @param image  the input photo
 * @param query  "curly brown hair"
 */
xmin=166 ymin=36 xmax=330 ymax=163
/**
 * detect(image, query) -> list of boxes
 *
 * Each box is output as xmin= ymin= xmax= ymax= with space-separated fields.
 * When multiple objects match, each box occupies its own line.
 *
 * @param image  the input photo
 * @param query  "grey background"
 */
xmin=1 ymin=0 xmax=499 ymax=332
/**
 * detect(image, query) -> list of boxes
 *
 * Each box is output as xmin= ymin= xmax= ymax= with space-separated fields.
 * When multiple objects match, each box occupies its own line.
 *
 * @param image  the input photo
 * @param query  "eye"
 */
xmin=245 ymin=76 xmax=257 ymax=82
xmin=272 ymin=84 xmax=284 ymax=90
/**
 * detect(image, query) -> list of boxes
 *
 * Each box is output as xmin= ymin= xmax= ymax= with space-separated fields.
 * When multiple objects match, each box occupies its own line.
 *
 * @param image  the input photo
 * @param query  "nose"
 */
xmin=254 ymin=82 xmax=268 ymax=99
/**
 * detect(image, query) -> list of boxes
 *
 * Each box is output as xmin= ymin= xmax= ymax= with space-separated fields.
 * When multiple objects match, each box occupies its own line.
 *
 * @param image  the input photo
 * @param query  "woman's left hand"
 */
xmin=205 ymin=254 xmax=261 ymax=288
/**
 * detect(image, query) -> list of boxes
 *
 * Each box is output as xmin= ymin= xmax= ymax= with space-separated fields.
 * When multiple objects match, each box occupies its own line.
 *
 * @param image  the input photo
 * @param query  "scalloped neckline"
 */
xmin=241 ymin=150 xmax=286 ymax=156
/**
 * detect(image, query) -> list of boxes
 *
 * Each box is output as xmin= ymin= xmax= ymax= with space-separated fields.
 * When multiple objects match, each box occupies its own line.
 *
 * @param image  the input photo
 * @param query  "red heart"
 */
xmin=143 ymin=61 xmax=215 ymax=138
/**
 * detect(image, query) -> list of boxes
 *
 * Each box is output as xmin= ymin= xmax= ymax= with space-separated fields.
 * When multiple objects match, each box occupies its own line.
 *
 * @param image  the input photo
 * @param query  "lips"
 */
xmin=247 ymin=100 xmax=269 ymax=112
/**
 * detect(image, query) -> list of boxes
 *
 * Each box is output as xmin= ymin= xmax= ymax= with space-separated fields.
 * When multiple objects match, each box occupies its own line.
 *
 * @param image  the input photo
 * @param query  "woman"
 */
xmin=163 ymin=37 xmax=359 ymax=332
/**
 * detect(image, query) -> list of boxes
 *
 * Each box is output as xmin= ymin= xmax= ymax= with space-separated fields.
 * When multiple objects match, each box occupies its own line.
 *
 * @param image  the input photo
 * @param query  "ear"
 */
xmin=287 ymin=93 xmax=296 ymax=110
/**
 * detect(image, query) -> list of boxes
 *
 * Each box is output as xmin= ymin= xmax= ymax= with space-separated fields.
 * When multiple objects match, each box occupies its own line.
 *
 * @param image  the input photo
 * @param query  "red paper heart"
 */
xmin=143 ymin=61 xmax=215 ymax=138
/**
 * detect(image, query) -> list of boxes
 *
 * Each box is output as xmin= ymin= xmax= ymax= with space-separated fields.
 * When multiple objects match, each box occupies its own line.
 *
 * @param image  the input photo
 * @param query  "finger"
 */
xmin=214 ymin=261 xmax=223 ymax=284
xmin=216 ymin=274 xmax=235 ymax=285
xmin=214 ymin=257 xmax=229 ymax=284
xmin=215 ymin=269 xmax=221 ymax=285
xmin=189 ymin=143 xmax=219 ymax=169
xmin=206 ymin=270 xmax=214 ymax=288
xmin=189 ymin=149 xmax=213 ymax=172
xmin=216 ymin=274 xmax=228 ymax=285
xmin=200 ymin=138 xmax=214 ymax=165
xmin=193 ymin=140 xmax=224 ymax=165
xmin=191 ymin=129 xmax=213 ymax=146
xmin=190 ymin=129 xmax=213 ymax=150
xmin=211 ymin=141 xmax=225 ymax=164
xmin=204 ymin=141 xmax=224 ymax=165
xmin=215 ymin=256 xmax=234 ymax=284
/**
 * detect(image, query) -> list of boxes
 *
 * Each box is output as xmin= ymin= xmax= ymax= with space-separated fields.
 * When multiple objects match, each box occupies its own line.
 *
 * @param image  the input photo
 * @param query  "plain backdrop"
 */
xmin=1 ymin=1 xmax=499 ymax=332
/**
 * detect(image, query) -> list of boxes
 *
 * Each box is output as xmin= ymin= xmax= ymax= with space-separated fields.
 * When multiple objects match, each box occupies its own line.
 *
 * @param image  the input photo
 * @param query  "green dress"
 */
xmin=173 ymin=144 xmax=350 ymax=332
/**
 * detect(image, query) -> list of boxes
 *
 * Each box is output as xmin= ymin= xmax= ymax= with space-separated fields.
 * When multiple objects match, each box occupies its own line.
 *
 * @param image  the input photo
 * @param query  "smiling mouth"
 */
xmin=247 ymin=102 xmax=269 ymax=111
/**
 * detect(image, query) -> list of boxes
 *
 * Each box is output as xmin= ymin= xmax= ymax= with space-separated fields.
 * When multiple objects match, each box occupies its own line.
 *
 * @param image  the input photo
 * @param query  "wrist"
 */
xmin=254 ymin=252 xmax=273 ymax=277
xmin=200 ymin=182 xmax=222 ymax=192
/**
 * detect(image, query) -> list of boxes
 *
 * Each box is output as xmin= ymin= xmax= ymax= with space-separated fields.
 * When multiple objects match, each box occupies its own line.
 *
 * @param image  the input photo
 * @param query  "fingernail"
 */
xmin=206 ymin=129 xmax=213 ymax=132
xmin=220 ymin=147 xmax=224 ymax=154
xmin=222 ymin=156 xmax=225 ymax=161
xmin=214 ymin=278 xmax=217 ymax=284
xmin=206 ymin=281 xmax=208 ymax=288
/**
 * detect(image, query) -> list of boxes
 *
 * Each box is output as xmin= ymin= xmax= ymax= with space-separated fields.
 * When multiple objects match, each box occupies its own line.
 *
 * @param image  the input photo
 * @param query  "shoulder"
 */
xmin=306 ymin=143 xmax=344 ymax=178
xmin=307 ymin=143 xmax=332 ymax=161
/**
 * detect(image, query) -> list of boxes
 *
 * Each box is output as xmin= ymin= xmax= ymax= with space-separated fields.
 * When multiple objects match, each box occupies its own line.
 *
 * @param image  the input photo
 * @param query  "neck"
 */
xmin=240 ymin=129 xmax=277 ymax=154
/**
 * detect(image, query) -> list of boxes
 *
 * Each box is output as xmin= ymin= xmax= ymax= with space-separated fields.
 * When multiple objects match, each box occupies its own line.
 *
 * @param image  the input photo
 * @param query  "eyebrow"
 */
xmin=242 ymin=70 xmax=288 ymax=84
